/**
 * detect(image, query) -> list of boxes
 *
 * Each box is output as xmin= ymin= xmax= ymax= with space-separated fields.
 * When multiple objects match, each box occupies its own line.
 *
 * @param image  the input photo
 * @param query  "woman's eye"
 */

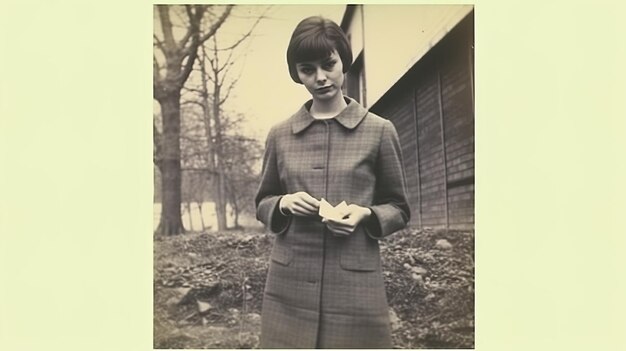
xmin=300 ymin=67 xmax=314 ymax=74
xmin=323 ymin=61 xmax=336 ymax=70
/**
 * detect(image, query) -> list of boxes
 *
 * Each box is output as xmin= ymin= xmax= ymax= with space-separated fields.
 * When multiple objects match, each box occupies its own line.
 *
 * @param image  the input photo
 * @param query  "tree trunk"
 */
xmin=213 ymin=84 xmax=228 ymax=231
xmin=155 ymin=94 xmax=185 ymax=235
xmin=198 ymin=202 xmax=206 ymax=231
xmin=232 ymin=196 xmax=240 ymax=229
xmin=227 ymin=180 xmax=240 ymax=228
xmin=215 ymin=172 xmax=227 ymax=231
xmin=186 ymin=201 xmax=193 ymax=231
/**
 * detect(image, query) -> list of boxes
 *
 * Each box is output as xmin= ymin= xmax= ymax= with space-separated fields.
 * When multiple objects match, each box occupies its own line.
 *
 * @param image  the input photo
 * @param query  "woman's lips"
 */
xmin=316 ymin=86 xmax=332 ymax=93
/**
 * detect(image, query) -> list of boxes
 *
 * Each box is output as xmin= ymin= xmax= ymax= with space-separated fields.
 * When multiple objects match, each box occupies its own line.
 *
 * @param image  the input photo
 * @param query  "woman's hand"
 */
xmin=322 ymin=204 xmax=371 ymax=236
xmin=280 ymin=191 xmax=320 ymax=217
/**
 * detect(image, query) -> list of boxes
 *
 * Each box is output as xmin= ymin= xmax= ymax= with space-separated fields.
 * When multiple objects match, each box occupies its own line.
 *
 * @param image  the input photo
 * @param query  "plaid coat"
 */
xmin=255 ymin=97 xmax=410 ymax=348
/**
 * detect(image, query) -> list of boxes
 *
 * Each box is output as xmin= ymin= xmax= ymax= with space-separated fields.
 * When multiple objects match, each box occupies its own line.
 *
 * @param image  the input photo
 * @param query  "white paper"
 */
xmin=319 ymin=198 xmax=349 ymax=221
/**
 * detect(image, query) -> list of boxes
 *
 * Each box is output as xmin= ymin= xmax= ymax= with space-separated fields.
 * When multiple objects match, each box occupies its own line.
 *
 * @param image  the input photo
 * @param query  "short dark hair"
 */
xmin=286 ymin=16 xmax=353 ymax=84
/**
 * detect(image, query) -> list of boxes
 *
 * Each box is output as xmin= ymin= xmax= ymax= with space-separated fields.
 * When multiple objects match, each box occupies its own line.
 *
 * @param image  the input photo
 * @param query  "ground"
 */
xmin=154 ymin=227 xmax=474 ymax=349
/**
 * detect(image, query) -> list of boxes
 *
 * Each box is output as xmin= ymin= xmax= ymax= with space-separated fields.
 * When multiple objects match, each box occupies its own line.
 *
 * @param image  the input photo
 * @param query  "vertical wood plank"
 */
xmin=412 ymin=87 xmax=422 ymax=228
xmin=437 ymin=70 xmax=450 ymax=229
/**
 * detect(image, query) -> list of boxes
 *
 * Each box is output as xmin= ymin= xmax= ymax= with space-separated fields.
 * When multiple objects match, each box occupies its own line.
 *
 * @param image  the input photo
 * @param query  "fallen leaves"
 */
xmin=154 ymin=227 xmax=474 ymax=349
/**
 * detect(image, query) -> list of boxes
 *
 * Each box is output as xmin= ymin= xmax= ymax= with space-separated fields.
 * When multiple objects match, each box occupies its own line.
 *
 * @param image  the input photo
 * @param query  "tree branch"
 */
xmin=182 ymin=86 xmax=205 ymax=95
xmin=181 ymin=100 xmax=205 ymax=109
xmin=197 ymin=5 xmax=234 ymax=44
xmin=219 ymin=77 xmax=239 ymax=106
xmin=153 ymin=34 xmax=165 ymax=52
xmin=157 ymin=5 xmax=177 ymax=50
xmin=153 ymin=55 xmax=163 ymax=99
xmin=178 ymin=5 xmax=199 ymax=49
xmin=216 ymin=49 xmax=235 ymax=76
xmin=179 ymin=39 xmax=200 ymax=86
xmin=153 ymin=55 xmax=161 ymax=82
xmin=215 ymin=6 xmax=269 ymax=51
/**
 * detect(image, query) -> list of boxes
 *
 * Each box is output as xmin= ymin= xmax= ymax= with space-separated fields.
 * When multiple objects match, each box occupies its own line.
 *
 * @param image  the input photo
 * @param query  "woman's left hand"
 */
xmin=322 ymin=204 xmax=371 ymax=236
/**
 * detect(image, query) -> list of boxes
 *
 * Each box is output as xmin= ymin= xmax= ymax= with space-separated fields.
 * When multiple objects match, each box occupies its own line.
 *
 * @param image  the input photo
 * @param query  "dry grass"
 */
xmin=153 ymin=227 xmax=474 ymax=349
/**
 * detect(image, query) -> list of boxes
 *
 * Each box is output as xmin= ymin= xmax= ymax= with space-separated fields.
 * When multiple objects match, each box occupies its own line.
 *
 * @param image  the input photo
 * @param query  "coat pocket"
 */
xmin=339 ymin=253 xmax=377 ymax=271
xmin=270 ymin=241 xmax=293 ymax=266
xmin=339 ymin=227 xmax=379 ymax=272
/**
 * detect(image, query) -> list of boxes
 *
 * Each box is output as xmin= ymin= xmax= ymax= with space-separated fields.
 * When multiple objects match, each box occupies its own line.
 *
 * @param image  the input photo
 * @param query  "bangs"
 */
xmin=292 ymin=35 xmax=336 ymax=64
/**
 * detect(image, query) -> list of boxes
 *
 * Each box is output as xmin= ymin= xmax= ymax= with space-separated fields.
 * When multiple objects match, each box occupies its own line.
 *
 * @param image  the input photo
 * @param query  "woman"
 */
xmin=255 ymin=16 xmax=410 ymax=348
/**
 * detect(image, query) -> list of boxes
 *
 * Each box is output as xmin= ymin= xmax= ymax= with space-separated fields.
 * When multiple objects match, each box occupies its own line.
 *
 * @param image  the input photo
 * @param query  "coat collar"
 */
xmin=291 ymin=96 xmax=369 ymax=134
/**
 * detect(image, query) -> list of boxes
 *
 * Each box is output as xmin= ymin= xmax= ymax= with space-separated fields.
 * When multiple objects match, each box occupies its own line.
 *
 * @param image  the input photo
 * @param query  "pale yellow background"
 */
xmin=1 ymin=1 xmax=625 ymax=350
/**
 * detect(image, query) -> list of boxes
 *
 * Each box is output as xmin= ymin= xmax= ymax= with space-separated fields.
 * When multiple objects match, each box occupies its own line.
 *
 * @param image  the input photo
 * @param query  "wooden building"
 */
xmin=341 ymin=5 xmax=475 ymax=229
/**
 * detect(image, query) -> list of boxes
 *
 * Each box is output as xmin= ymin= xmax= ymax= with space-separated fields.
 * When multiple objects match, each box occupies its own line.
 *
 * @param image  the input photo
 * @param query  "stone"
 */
xmin=197 ymin=300 xmax=212 ymax=314
xmin=389 ymin=308 xmax=403 ymax=331
xmin=164 ymin=287 xmax=192 ymax=307
xmin=411 ymin=273 xmax=424 ymax=285
xmin=411 ymin=266 xmax=428 ymax=275
xmin=247 ymin=313 xmax=261 ymax=323
xmin=435 ymin=239 xmax=453 ymax=250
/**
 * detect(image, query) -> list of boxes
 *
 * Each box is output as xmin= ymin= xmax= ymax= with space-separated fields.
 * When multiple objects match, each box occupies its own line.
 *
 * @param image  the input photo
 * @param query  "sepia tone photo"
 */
xmin=153 ymin=4 xmax=474 ymax=348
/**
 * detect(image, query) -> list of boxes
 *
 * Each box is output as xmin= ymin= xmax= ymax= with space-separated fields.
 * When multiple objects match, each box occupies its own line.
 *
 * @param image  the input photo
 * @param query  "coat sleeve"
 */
xmin=364 ymin=120 xmax=411 ymax=239
xmin=255 ymin=127 xmax=291 ymax=235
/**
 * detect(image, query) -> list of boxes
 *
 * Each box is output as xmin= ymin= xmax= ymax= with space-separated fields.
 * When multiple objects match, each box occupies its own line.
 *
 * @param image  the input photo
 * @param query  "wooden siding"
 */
xmin=384 ymin=89 xmax=421 ymax=227
xmin=440 ymin=40 xmax=474 ymax=229
xmin=368 ymin=11 xmax=474 ymax=229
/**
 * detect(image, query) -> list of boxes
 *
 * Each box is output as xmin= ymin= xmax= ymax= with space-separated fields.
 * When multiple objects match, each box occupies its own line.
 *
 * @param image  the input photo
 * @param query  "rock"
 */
xmin=411 ymin=273 xmax=424 ymax=284
xmin=435 ymin=239 xmax=453 ymax=250
xmin=411 ymin=266 xmax=428 ymax=275
xmin=164 ymin=287 xmax=192 ymax=307
xmin=197 ymin=300 xmax=212 ymax=314
xmin=247 ymin=313 xmax=261 ymax=323
xmin=425 ymin=293 xmax=436 ymax=301
xmin=403 ymin=263 xmax=412 ymax=270
xmin=389 ymin=308 xmax=403 ymax=331
xmin=165 ymin=296 xmax=179 ymax=307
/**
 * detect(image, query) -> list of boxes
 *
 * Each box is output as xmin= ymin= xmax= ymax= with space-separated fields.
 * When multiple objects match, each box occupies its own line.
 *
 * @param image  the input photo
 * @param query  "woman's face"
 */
xmin=295 ymin=50 xmax=344 ymax=102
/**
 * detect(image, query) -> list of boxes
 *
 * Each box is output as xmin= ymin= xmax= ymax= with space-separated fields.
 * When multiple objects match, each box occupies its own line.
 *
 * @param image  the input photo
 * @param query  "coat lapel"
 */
xmin=292 ymin=97 xmax=369 ymax=134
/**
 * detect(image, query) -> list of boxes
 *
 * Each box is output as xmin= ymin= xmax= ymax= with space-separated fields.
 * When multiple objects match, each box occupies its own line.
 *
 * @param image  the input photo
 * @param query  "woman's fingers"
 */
xmin=282 ymin=192 xmax=320 ymax=217
xmin=291 ymin=203 xmax=318 ymax=216
xmin=296 ymin=200 xmax=318 ymax=213
xmin=292 ymin=202 xmax=317 ymax=214
xmin=325 ymin=218 xmax=357 ymax=234
xmin=296 ymin=192 xmax=320 ymax=208
xmin=327 ymin=224 xmax=351 ymax=236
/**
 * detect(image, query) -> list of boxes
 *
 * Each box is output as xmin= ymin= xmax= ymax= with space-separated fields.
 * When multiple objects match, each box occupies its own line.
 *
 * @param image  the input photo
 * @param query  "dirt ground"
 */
xmin=154 ymin=227 xmax=474 ymax=349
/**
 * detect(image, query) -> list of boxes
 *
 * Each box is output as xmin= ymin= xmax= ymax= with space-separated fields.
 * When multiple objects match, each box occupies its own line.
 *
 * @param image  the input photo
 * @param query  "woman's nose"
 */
xmin=315 ymin=68 xmax=327 ymax=83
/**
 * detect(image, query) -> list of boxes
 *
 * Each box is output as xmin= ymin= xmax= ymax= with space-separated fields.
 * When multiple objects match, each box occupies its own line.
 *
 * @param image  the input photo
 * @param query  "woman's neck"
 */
xmin=310 ymin=95 xmax=348 ymax=119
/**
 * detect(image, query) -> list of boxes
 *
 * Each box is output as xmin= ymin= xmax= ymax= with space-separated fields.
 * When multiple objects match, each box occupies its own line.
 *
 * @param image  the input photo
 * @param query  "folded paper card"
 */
xmin=319 ymin=198 xmax=349 ymax=221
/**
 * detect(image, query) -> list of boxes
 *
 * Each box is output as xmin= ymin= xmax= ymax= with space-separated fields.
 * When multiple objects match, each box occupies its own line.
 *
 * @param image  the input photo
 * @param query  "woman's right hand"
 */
xmin=280 ymin=191 xmax=320 ymax=217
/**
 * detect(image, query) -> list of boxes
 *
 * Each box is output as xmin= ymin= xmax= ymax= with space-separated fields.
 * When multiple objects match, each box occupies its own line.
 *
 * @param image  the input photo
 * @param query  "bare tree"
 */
xmin=191 ymin=8 xmax=267 ymax=231
xmin=222 ymin=133 xmax=262 ymax=228
xmin=153 ymin=5 xmax=233 ymax=235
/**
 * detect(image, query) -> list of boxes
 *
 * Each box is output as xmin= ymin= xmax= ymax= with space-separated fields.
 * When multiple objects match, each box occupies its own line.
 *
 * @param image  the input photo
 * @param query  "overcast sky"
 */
xmin=216 ymin=5 xmax=346 ymax=141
